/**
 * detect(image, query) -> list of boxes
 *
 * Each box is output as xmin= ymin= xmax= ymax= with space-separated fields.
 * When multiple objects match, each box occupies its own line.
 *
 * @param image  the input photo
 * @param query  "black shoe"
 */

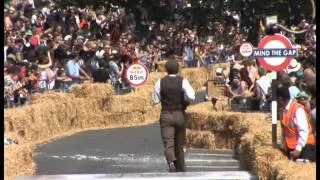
xmin=169 ymin=162 xmax=176 ymax=172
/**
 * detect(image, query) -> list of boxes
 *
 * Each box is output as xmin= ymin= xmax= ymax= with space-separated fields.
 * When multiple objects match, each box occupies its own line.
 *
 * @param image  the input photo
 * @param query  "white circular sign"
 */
xmin=125 ymin=63 xmax=149 ymax=86
xmin=239 ymin=42 xmax=254 ymax=57
xmin=262 ymin=40 xmax=286 ymax=66
xmin=256 ymin=34 xmax=295 ymax=71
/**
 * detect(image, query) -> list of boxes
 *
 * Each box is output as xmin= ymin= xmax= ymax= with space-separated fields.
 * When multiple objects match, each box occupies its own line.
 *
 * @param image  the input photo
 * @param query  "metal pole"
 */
xmin=271 ymin=71 xmax=277 ymax=146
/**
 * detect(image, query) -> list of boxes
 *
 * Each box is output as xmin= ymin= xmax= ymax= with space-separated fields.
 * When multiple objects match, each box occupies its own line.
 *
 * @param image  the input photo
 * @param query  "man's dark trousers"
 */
xmin=160 ymin=110 xmax=186 ymax=172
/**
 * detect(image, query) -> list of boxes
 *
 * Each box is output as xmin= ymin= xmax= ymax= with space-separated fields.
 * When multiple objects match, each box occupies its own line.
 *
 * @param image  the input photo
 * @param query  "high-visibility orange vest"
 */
xmin=281 ymin=101 xmax=315 ymax=150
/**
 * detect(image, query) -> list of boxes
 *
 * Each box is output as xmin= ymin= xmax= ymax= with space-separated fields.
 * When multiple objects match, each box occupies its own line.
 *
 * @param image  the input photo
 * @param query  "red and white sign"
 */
xmin=256 ymin=34 xmax=295 ymax=71
xmin=239 ymin=42 xmax=253 ymax=57
xmin=125 ymin=63 xmax=149 ymax=86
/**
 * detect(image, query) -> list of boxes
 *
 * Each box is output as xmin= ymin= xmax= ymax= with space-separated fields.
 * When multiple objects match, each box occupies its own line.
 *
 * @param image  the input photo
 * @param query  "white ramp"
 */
xmin=17 ymin=171 xmax=256 ymax=180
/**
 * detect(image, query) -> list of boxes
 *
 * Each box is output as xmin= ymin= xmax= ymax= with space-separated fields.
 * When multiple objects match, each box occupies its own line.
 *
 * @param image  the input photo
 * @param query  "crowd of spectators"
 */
xmin=3 ymin=0 xmax=316 ymax=119
xmin=3 ymin=0 xmax=245 ymax=108
xmin=224 ymin=21 xmax=316 ymax=135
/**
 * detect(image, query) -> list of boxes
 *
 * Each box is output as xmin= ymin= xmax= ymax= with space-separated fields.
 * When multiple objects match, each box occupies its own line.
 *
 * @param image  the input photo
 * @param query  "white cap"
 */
xmin=111 ymin=50 xmax=118 ymax=54
xmin=64 ymin=35 xmax=72 ymax=41
xmin=285 ymin=59 xmax=301 ymax=74
xmin=95 ymin=50 xmax=105 ymax=59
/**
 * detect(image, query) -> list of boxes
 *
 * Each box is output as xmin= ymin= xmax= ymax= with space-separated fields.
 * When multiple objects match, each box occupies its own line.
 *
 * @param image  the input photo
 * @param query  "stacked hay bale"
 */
xmin=155 ymin=60 xmax=167 ymax=72
xmin=180 ymin=67 xmax=207 ymax=90
xmin=156 ymin=59 xmax=183 ymax=72
xmin=3 ymin=82 xmax=161 ymax=179
xmin=144 ymin=67 xmax=208 ymax=91
xmin=206 ymin=63 xmax=230 ymax=106
xmin=185 ymin=102 xmax=316 ymax=179
xmin=3 ymin=67 xmax=215 ymax=179
xmin=4 ymin=145 xmax=35 ymax=180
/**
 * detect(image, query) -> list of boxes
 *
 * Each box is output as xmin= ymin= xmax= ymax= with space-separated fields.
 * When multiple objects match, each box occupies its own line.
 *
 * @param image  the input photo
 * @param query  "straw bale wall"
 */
xmin=4 ymin=83 xmax=161 ymax=180
xmin=156 ymin=60 xmax=183 ymax=72
xmin=180 ymin=68 xmax=207 ymax=90
xmin=145 ymin=67 xmax=211 ymax=91
xmin=4 ymin=67 xmax=239 ymax=179
xmin=207 ymin=81 xmax=225 ymax=97
xmin=185 ymin=102 xmax=316 ymax=179
xmin=4 ymin=145 xmax=35 ymax=180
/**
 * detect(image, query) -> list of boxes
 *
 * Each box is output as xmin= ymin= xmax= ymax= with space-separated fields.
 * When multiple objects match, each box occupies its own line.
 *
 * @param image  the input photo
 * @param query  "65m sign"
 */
xmin=125 ymin=63 xmax=149 ymax=86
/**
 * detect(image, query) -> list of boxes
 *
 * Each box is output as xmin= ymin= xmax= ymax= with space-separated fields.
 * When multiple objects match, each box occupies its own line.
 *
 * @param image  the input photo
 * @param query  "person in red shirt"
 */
xmin=30 ymin=30 xmax=40 ymax=47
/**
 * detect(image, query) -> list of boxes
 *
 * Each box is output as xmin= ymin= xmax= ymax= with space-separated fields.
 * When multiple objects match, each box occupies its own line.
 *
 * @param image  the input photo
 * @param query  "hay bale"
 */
xmin=30 ymin=92 xmax=75 ymax=104
xmin=186 ymin=102 xmax=316 ymax=179
xmin=180 ymin=68 xmax=207 ymax=90
xmin=71 ymin=83 xmax=113 ymax=98
xmin=4 ymin=145 xmax=35 ymax=180
xmin=104 ymin=94 xmax=151 ymax=113
xmin=186 ymin=129 xmax=216 ymax=149
xmin=156 ymin=60 xmax=183 ymax=72
xmin=146 ymin=67 xmax=208 ymax=91
xmin=136 ymin=85 xmax=154 ymax=96
xmin=104 ymin=112 xmax=146 ymax=126
xmin=143 ymin=104 xmax=161 ymax=121
xmin=4 ymin=76 xmax=163 ymax=179
xmin=145 ymin=72 xmax=166 ymax=86
xmin=4 ymin=100 xmax=78 ymax=144
xmin=207 ymin=81 xmax=225 ymax=97
xmin=156 ymin=60 xmax=167 ymax=72
xmin=4 ymin=107 xmax=33 ymax=144
xmin=215 ymin=96 xmax=230 ymax=111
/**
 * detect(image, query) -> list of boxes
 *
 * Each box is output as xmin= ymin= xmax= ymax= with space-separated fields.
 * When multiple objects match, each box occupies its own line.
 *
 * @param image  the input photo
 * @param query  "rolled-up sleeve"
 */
xmin=152 ymin=79 xmax=161 ymax=104
xmin=182 ymin=79 xmax=195 ymax=101
xmin=294 ymin=108 xmax=309 ymax=151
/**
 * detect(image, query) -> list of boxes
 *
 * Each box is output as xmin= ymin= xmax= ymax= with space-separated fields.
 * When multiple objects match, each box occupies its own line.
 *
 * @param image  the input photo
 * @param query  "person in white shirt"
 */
xmin=277 ymin=86 xmax=315 ymax=162
xmin=152 ymin=59 xmax=195 ymax=172
xmin=255 ymin=68 xmax=271 ymax=110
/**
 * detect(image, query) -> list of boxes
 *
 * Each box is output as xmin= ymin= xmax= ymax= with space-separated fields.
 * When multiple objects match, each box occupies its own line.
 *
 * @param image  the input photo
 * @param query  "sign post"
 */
xmin=271 ymin=72 xmax=277 ymax=145
xmin=253 ymin=34 xmax=298 ymax=146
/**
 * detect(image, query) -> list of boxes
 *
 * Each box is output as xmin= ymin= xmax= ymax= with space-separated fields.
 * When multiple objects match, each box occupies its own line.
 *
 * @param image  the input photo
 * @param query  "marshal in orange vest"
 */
xmin=281 ymin=101 xmax=315 ymax=150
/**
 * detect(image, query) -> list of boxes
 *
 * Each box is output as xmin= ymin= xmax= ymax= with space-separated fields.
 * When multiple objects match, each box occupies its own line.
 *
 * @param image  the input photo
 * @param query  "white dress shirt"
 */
xmin=152 ymin=75 xmax=195 ymax=104
xmin=284 ymin=99 xmax=309 ymax=151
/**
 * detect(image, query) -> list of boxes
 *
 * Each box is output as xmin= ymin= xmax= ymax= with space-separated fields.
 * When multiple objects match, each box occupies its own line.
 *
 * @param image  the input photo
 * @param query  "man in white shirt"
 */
xmin=277 ymin=86 xmax=316 ymax=161
xmin=255 ymin=68 xmax=271 ymax=110
xmin=152 ymin=60 xmax=195 ymax=172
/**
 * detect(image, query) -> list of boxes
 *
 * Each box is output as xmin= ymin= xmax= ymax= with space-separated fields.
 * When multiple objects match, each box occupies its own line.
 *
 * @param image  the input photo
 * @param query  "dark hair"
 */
xmin=7 ymin=66 xmax=20 ymax=75
xmin=239 ymin=68 xmax=252 ymax=87
xmin=165 ymin=59 xmax=179 ymax=74
xmin=258 ymin=68 xmax=266 ymax=77
xmin=307 ymin=84 xmax=316 ymax=97
xmin=229 ymin=68 xmax=240 ymax=82
xmin=280 ymin=74 xmax=291 ymax=87
xmin=277 ymin=86 xmax=291 ymax=101
xmin=98 ymin=60 xmax=107 ymax=69
xmin=69 ymin=52 xmax=78 ymax=59
xmin=120 ymin=55 xmax=131 ymax=64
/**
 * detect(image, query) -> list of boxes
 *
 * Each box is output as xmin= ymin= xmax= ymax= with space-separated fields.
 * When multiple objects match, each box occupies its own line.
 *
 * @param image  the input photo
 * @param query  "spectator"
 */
xmin=108 ymin=54 xmax=124 ymax=90
xmin=3 ymin=0 xmax=315 ymax=108
xmin=254 ymin=68 xmax=271 ymax=110
xmin=65 ymin=53 xmax=91 ymax=90
xmin=92 ymin=60 xmax=110 ymax=83
xmin=277 ymin=86 xmax=315 ymax=162
xmin=182 ymin=40 xmax=194 ymax=68
xmin=280 ymin=74 xmax=300 ymax=99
